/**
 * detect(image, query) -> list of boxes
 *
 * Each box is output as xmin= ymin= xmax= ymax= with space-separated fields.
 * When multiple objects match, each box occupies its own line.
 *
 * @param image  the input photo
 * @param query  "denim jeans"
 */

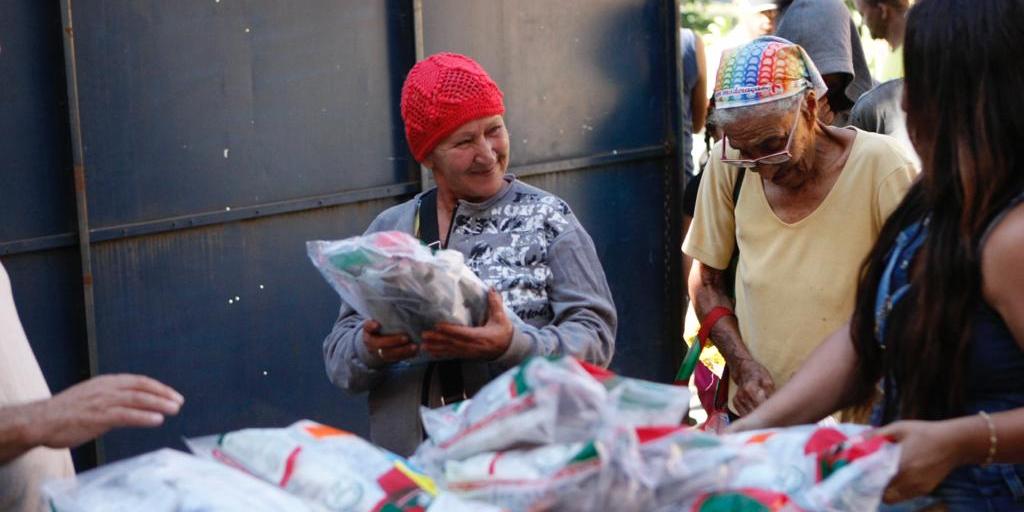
xmin=934 ymin=464 xmax=1024 ymax=511
xmin=882 ymin=464 xmax=1024 ymax=511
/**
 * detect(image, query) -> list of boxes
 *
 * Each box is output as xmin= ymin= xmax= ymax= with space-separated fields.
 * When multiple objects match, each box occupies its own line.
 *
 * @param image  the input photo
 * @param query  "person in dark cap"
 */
xmin=775 ymin=0 xmax=874 ymax=126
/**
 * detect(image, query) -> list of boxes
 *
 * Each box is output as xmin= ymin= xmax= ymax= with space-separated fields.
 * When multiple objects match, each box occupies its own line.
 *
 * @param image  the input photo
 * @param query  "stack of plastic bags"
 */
xmin=409 ymin=355 xmax=900 ymax=512
xmin=307 ymin=231 xmax=488 ymax=344
xmin=45 ymin=421 xmax=501 ymax=512
xmin=43 ymin=356 xmax=899 ymax=511
xmin=42 ymin=448 xmax=315 ymax=512
xmin=410 ymin=356 xmax=692 ymax=511
xmin=634 ymin=424 xmax=900 ymax=511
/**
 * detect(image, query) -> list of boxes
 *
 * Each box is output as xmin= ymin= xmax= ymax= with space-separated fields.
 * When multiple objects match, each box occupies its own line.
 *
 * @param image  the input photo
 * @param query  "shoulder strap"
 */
xmin=732 ymin=168 xmax=745 ymax=206
xmin=415 ymin=187 xmax=467 ymax=409
xmin=725 ymin=168 xmax=745 ymax=299
xmin=416 ymin=188 xmax=440 ymax=246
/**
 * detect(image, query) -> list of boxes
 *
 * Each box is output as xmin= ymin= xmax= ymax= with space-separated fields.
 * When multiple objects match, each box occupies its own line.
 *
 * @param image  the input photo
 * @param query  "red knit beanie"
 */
xmin=400 ymin=53 xmax=506 ymax=163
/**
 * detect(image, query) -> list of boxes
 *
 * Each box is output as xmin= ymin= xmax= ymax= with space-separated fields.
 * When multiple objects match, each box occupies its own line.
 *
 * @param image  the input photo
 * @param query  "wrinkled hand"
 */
xmin=873 ymin=420 xmax=960 ymax=504
xmin=732 ymin=359 xmax=775 ymax=416
xmin=421 ymin=290 xmax=514 ymax=361
xmin=32 ymin=374 xmax=184 ymax=449
xmin=362 ymin=320 xmax=418 ymax=364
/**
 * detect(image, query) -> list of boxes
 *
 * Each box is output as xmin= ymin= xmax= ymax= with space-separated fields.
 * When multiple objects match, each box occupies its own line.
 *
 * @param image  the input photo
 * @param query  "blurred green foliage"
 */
xmin=680 ymin=0 xmax=739 ymax=35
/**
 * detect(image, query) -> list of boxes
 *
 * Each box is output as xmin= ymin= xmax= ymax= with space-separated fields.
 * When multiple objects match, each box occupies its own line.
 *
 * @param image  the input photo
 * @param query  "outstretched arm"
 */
xmin=688 ymin=260 xmax=774 ymax=416
xmin=0 ymin=374 xmax=183 ymax=464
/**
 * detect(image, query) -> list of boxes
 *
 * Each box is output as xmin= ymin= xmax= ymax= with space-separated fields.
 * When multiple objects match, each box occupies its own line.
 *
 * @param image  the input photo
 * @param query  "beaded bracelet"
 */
xmin=978 ymin=410 xmax=998 ymax=466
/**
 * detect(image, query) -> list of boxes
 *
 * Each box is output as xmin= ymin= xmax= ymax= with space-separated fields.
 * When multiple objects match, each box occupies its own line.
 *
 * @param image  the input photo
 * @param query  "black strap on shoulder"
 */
xmin=417 ymin=188 xmax=441 ymax=246
xmin=732 ymin=168 xmax=745 ymax=206
xmin=725 ymin=168 xmax=745 ymax=299
xmin=415 ymin=188 xmax=467 ymax=409
xmin=716 ymin=168 xmax=745 ymax=414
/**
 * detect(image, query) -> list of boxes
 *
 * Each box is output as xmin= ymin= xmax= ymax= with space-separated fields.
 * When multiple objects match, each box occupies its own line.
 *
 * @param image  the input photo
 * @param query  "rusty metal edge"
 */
xmin=59 ymin=0 xmax=105 ymax=464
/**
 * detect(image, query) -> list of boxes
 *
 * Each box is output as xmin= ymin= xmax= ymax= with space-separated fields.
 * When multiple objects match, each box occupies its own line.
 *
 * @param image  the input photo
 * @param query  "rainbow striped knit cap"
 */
xmin=714 ymin=36 xmax=827 ymax=110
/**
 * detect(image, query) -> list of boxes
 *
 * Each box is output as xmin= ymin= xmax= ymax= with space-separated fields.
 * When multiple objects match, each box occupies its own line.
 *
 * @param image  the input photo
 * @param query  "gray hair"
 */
xmin=710 ymin=92 xmax=806 ymax=128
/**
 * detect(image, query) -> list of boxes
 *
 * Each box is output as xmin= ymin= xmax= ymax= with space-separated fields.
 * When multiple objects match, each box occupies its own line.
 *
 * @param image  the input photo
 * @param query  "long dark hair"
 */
xmin=849 ymin=0 xmax=1024 ymax=421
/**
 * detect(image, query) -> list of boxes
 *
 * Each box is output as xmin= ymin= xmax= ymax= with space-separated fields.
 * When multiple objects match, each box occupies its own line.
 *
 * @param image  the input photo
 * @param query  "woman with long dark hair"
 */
xmin=729 ymin=0 xmax=1024 ymax=508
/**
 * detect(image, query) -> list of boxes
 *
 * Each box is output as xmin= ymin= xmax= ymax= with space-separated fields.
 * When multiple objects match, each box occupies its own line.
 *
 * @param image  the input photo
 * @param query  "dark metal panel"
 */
xmin=90 ymin=197 xmax=409 ymax=461
xmin=424 ymin=0 xmax=684 ymax=381
xmin=421 ymin=0 xmax=670 ymax=167
xmin=0 ymin=181 xmax=420 ymax=256
xmin=521 ymin=161 xmax=683 ymax=381
xmin=0 ymin=1 xmax=75 ymax=242
xmin=1 ymin=251 xmax=95 ymax=468
xmin=71 ymin=1 xmax=417 ymax=229
xmin=4 ymin=0 xmax=683 ymax=469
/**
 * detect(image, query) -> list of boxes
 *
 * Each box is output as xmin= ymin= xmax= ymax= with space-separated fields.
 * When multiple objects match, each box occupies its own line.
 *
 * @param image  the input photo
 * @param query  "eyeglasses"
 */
xmin=721 ymin=98 xmax=804 ymax=169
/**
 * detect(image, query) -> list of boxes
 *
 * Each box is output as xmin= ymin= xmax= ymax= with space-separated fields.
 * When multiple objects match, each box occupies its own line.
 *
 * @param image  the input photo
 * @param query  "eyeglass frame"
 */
xmin=720 ymin=95 xmax=806 ymax=169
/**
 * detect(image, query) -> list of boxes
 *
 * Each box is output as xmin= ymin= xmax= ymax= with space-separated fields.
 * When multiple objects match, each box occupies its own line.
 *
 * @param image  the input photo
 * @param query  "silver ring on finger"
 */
xmin=377 ymin=348 xmax=384 ymax=359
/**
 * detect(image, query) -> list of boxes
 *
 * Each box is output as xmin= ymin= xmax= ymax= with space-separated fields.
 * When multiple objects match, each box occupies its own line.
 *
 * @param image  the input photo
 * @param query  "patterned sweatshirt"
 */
xmin=323 ymin=175 xmax=616 ymax=455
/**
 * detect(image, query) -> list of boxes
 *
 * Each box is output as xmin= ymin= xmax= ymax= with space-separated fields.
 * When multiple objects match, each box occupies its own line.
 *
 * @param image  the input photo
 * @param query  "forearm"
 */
xmin=687 ymin=261 xmax=753 ymax=367
xmin=741 ymin=324 xmax=860 ymax=428
xmin=944 ymin=408 xmax=1024 ymax=467
xmin=497 ymin=309 xmax=615 ymax=369
xmin=0 ymin=401 xmax=45 ymax=464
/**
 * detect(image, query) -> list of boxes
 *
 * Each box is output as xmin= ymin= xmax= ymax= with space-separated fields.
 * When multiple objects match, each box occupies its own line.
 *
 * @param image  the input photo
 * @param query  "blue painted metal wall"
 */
xmin=1 ymin=0 xmax=684 ymax=468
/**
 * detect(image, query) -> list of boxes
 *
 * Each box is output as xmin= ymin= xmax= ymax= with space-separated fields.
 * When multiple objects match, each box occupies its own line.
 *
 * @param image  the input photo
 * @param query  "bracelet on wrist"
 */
xmin=978 ymin=410 xmax=998 ymax=466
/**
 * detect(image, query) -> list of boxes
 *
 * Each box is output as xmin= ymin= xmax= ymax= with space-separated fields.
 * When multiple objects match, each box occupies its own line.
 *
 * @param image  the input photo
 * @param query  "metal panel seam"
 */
xmin=59 ymin=0 xmax=104 ymax=464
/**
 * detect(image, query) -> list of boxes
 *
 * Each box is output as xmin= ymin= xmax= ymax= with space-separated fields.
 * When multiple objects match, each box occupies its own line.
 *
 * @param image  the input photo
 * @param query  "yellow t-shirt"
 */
xmin=879 ymin=46 xmax=904 ymax=82
xmin=682 ymin=128 xmax=915 ymax=411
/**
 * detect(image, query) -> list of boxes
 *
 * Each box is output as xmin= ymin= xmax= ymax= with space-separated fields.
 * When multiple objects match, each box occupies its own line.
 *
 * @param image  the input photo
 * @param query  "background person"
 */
xmin=851 ymin=0 xmax=918 ymax=168
xmin=855 ymin=0 xmax=910 ymax=81
xmin=775 ymin=0 xmax=875 ymax=126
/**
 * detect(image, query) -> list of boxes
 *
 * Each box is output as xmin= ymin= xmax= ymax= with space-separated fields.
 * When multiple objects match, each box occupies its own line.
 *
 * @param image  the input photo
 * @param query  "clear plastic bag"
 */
xmin=413 ymin=356 xmax=609 ymax=467
xmin=721 ymin=425 xmax=900 ymax=511
xmin=641 ymin=424 xmax=900 ymax=512
xmin=42 ymin=448 xmax=314 ymax=512
xmin=437 ymin=427 xmax=652 ymax=512
xmin=578 ymin=361 xmax=690 ymax=427
xmin=187 ymin=420 xmax=437 ymax=512
xmin=307 ymin=231 xmax=488 ymax=343
xmin=441 ymin=441 xmax=602 ymax=511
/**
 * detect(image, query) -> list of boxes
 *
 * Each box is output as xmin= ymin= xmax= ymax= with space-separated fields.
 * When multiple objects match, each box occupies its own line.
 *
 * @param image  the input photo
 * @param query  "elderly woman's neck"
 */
xmin=436 ymin=186 xmax=460 ymax=213
xmin=790 ymin=124 xmax=854 ymax=190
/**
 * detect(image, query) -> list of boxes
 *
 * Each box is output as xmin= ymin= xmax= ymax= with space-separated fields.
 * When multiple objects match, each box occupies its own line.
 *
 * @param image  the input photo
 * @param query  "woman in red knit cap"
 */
xmin=323 ymin=53 xmax=617 ymax=455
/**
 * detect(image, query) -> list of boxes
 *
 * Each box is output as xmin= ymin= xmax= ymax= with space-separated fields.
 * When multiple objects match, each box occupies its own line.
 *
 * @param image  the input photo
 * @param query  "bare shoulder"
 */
xmin=981 ymin=202 xmax=1024 ymax=343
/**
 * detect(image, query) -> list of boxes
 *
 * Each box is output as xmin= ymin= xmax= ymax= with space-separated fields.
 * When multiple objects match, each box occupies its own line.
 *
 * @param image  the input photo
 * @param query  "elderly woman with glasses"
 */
xmin=683 ymin=36 xmax=915 ymax=422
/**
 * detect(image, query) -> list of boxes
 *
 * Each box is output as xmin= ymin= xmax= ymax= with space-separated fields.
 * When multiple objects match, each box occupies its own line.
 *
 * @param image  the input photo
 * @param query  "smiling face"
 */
xmin=422 ymin=115 xmax=510 ymax=202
